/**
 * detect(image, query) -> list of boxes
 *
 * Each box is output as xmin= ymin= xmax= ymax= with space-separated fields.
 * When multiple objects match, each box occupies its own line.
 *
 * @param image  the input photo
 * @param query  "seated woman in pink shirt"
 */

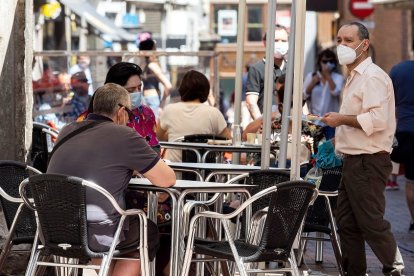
xmin=78 ymin=62 xmax=160 ymax=155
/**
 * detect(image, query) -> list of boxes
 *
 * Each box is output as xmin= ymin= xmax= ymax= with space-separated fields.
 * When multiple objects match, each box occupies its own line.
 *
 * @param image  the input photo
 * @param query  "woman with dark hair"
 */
xmin=139 ymin=38 xmax=172 ymax=119
xmin=157 ymin=70 xmax=231 ymax=162
xmin=78 ymin=62 xmax=160 ymax=154
xmin=303 ymin=48 xmax=345 ymax=139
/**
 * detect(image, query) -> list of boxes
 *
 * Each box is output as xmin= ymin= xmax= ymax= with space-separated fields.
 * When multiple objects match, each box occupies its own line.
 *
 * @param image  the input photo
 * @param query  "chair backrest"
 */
xmin=230 ymin=169 xmax=290 ymax=238
xmin=243 ymin=169 xmax=290 ymax=214
xmin=30 ymin=122 xmax=58 ymax=173
xmin=19 ymin=173 xmax=102 ymax=259
xmin=182 ymin=134 xmax=227 ymax=180
xmin=251 ymin=180 xmax=316 ymax=262
xmin=304 ymin=166 xmax=342 ymax=228
xmin=0 ymin=160 xmax=39 ymax=241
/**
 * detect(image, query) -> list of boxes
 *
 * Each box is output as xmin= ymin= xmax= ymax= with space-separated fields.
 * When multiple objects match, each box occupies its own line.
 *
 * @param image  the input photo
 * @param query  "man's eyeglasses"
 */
xmin=118 ymin=104 xmax=135 ymax=122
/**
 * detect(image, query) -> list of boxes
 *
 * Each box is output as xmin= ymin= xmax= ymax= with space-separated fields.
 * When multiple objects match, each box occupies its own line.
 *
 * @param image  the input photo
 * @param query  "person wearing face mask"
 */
xmin=69 ymin=55 xmax=94 ymax=95
xmin=303 ymin=49 xmax=344 ymax=140
xmin=48 ymin=83 xmax=176 ymax=276
xmin=321 ymin=22 xmax=405 ymax=275
xmin=78 ymin=62 xmax=161 ymax=155
xmin=245 ymin=24 xmax=288 ymax=120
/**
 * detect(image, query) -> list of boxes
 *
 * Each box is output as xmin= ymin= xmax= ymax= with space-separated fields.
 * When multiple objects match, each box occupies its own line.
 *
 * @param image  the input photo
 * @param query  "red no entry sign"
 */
xmin=350 ymin=0 xmax=374 ymax=19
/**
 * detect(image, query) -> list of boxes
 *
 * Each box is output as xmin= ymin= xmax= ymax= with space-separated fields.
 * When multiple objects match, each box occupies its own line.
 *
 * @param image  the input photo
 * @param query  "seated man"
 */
xmin=242 ymin=75 xmax=324 ymax=166
xmin=47 ymin=83 xmax=176 ymax=276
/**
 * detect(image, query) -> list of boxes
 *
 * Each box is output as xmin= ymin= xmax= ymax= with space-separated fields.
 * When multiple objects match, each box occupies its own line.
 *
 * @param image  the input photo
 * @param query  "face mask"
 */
xmin=130 ymin=92 xmax=143 ymax=108
xmin=336 ymin=41 xmax=364 ymax=65
xmin=326 ymin=62 xmax=336 ymax=71
xmin=274 ymin=42 xmax=288 ymax=58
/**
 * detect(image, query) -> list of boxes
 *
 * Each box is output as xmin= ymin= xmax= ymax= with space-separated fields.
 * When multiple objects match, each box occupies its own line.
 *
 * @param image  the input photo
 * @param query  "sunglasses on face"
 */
xmin=321 ymin=59 xmax=334 ymax=64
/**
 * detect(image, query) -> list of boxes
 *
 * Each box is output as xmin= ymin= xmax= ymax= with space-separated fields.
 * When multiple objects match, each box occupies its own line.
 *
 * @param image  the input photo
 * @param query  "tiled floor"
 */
xmin=302 ymin=176 xmax=414 ymax=276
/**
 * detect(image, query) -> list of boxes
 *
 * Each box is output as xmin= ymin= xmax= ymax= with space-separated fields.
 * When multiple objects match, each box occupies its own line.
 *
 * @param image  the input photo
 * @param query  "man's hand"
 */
xmin=321 ymin=112 xmax=343 ymax=127
xmin=322 ymin=112 xmax=362 ymax=129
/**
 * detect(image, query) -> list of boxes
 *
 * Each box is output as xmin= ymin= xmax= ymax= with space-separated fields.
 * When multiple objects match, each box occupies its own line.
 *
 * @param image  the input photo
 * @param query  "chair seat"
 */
xmin=193 ymin=238 xmax=290 ymax=262
xmin=303 ymin=223 xmax=332 ymax=235
xmin=38 ymin=243 xmax=138 ymax=259
xmin=11 ymin=236 xmax=35 ymax=245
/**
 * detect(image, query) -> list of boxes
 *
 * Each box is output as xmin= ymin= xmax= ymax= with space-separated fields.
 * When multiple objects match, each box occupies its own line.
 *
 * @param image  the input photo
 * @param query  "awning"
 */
xmin=59 ymin=0 xmax=136 ymax=41
xmin=369 ymin=0 xmax=414 ymax=8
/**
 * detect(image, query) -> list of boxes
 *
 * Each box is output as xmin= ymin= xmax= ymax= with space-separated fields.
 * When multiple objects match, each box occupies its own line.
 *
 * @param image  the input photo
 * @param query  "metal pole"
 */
xmin=213 ymin=54 xmax=220 ymax=107
xmin=290 ymin=0 xmax=307 ymax=180
xmin=79 ymin=17 xmax=87 ymax=51
xmin=231 ymin=0 xmax=246 ymax=165
xmin=278 ymin=0 xmax=296 ymax=169
xmin=260 ymin=0 xmax=277 ymax=169
xmin=64 ymin=6 xmax=72 ymax=70
xmin=232 ymin=0 xmax=246 ymax=126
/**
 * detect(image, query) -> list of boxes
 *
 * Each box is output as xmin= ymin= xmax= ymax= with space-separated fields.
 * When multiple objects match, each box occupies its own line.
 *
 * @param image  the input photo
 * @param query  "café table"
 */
xmin=128 ymin=178 xmax=254 ymax=276
xmin=160 ymin=141 xmax=278 ymax=163
xmin=166 ymin=161 xmax=288 ymax=181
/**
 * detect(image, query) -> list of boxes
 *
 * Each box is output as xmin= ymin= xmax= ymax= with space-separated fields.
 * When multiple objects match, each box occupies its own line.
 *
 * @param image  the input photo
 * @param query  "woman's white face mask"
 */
xmin=336 ymin=40 xmax=364 ymax=65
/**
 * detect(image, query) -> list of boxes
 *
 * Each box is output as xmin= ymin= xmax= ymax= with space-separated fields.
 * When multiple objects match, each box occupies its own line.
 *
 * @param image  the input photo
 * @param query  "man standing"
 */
xmin=245 ymin=25 xmax=288 ymax=120
xmin=322 ymin=22 xmax=404 ymax=275
xmin=48 ymin=83 xmax=176 ymax=275
xmin=390 ymin=60 xmax=414 ymax=233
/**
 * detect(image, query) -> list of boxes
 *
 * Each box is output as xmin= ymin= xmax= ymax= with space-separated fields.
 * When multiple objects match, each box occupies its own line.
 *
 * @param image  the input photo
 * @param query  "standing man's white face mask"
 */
xmin=273 ymin=29 xmax=289 ymax=60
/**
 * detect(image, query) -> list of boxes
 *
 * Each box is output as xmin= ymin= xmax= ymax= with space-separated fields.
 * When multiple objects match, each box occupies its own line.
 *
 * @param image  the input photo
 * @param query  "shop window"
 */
xmin=247 ymin=5 xmax=263 ymax=41
xmin=213 ymin=4 xmax=264 ymax=44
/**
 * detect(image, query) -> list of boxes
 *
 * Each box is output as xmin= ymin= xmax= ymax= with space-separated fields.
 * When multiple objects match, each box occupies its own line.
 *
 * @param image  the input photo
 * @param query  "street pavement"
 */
xmin=1 ymin=176 xmax=413 ymax=275
xmin=302 ymin=176 xmax=414 ymax=276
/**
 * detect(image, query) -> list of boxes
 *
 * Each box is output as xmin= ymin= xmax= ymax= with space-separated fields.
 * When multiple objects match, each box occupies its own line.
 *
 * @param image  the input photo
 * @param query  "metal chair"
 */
xmin=298 ymin=166 xmax=344 ymax=276
xmin=180 ymin=169 xmax=291 ymax=240
xmin=19 ymin=173 xmax=151 ymax=276
xmin=0 ymin=160 xmax=40 ymax=272
xmin=180 ymin=180 xmax=318 ymax=276
xmin=181 ymin=134 xmax=227 ymax=180
xmin=30 ymin=122 xmax=59 ymax=173
xmin=178 ymin=169 xmax=290 ymax=275
xmin=228 ymin=169 xmax=291 ymax=239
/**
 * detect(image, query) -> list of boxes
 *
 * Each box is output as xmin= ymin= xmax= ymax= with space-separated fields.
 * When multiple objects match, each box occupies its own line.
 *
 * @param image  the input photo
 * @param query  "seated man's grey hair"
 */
xmin=93 ymin=83 xmax=130 ymax=117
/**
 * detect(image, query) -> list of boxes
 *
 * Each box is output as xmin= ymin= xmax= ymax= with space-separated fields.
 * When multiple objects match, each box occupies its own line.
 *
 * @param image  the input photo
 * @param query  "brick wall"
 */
xmin=339 ymin=0 xmax=412 ymax=74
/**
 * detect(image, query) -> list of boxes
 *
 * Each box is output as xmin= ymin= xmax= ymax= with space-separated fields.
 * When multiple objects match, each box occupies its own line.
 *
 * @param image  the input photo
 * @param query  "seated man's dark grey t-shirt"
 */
xmin=47 ymin=114 xmax=159 ymax=251
xmin=245 ymin=59 xmax=284 ymax=113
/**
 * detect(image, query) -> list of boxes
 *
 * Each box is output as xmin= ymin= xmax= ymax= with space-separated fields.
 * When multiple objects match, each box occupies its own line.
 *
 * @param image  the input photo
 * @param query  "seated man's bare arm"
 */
xmin=246 ymin=94 xmax=261 ymax=120
xmin=143 ymin=159 xmax=176 ymax=187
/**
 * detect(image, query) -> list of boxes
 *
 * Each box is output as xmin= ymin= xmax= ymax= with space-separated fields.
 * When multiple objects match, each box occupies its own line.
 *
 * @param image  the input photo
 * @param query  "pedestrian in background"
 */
xmin=390 ymin=59 xmax=414 ymax=233
xmin=322 ymin=22 xmax=404 ymax=275
xmin=245 ymin=24 xmax=288 ymax=120
xmin=303 ymin=49 xmax=344 ymax=140
xmin=69 ymin=55 xmax=94 ymax=95
xmin=67 ymin=71 xmax=91 ymax=121
xmin=139 ymin=39 xmax=173 ymax=119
